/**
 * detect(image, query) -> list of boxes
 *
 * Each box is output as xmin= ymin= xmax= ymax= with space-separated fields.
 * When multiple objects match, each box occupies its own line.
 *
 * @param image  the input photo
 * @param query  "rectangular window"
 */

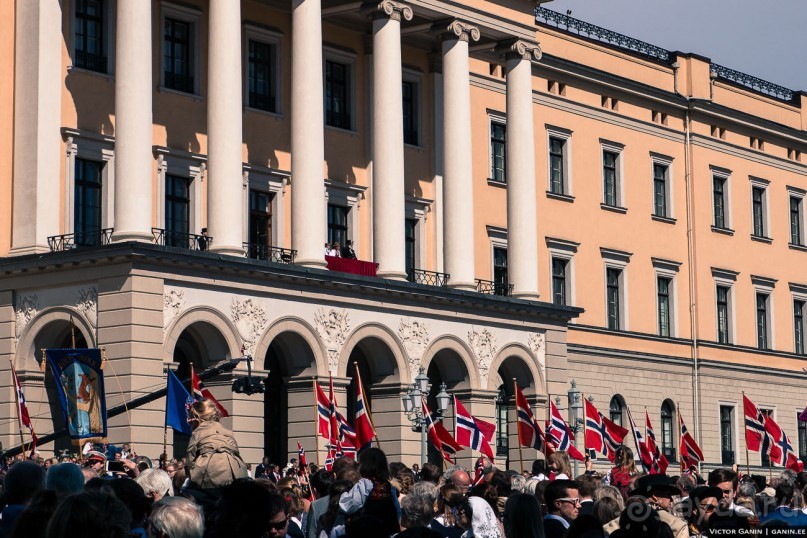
xmin=791 ymin=196 xmax=803 ymax=246
xmin=761 ymin=408 xmax=773 ymax=467
xmin=795 ymin=300 xmax=805 ymax=355
xmin=606 ymin=268 xmax=621 ymax=330
xmin=720 ymin=406 xmax=735 ymax=465
xmin=799 ymin=416 xmax=807 ymax=462
xmin=657 ymin=276 xmax=672 ymax=337
xmin=752 ymin=186 xmax=765 ymax=237
xmin=248 ymin=190 xmax=273 ymax=249
xmin=756 ymin=292 xmax=769 ymax=350
xmin=248 ymin=40 xmax=277 ymax=112
xmin=402 ymin=80 xmax=418 ymax=146
xmin=74 ymin=158 xmax=104 ymax=246
xmin=552 ymin=258 xmax=568 ymax=306
xmin=325 ymin=60 xmax=351 ymax=129
xmin=165 ymin=174 xmax=191 ymax=247
xmin=713 ymin=176 xmax=727 ymax=229
xmin=490 ymin=122 xmax=506 ymax=183
xmin=603 ymin=151 xmax=619 ymax=207
xmin=327 ymin=204 xmax=349 ymax=249
xmin=493 ymin=247 xmax=508 ymax=296
xmin=405 ymin=219 xmax=416 ymax=280
xmin=74 ymin=0 xmax=107 ymax=73
xmin=653 ymin=163 xmax=668 ymax=217
xmin=164 ymin=17 xmax=194 ymax=93
xmin=549 ymin=137 xmax=565 ymax=194
xmin=716 ymin=285 xmax=731 ymax=344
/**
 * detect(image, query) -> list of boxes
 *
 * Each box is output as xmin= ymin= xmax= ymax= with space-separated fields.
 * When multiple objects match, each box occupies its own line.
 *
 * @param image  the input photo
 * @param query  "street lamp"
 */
xmin=402 ymin=367 xmax=450 ymax=465
xmin=566 ymin=380 xmax=584 ymax=476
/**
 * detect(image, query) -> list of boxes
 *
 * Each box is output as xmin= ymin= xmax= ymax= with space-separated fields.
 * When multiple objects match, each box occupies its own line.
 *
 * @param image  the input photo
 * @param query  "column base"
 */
xmin=511 ymin=291 xmax=540 ymax=301
xmin=9 ymin=244 xmax=51 ymax=256
xmin=376 ymin=270 xmax=408 ymax=281
xmin=449 ymin=281 xmax=477 ymax=291
xmin=209 ymin=245 xmax=247 ymax=257
xmin=295 ymin=257 xmax=328 ymax=270
xmin=112 ymin=231 xmax=154 ymax=244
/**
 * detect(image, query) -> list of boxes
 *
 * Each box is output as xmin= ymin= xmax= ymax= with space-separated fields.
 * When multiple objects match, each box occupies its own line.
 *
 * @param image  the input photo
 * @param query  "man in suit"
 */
xmin=543 ymin=479 xmax=580 ymax=538
xmin=576 ymin=474 xmax=597 ymax=517
xmin=340 ymin=240 xmax=356 ymax=259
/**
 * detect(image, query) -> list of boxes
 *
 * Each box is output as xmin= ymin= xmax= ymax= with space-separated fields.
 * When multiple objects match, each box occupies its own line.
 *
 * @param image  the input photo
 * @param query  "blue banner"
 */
xmin=166 ymin=369 xmax=193 ymax=435
xmin=45 ymin=348 xmax=107 ymax=443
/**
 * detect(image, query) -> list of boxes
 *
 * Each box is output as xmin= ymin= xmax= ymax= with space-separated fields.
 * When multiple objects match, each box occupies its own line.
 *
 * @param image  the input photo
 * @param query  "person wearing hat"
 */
xmin=84 ymin=450 xmax=106 ymax=477
xmin=684 ymin=486 xmax=721 ymax=536
xmin=603 ymin=475 xmax=688 ymax=538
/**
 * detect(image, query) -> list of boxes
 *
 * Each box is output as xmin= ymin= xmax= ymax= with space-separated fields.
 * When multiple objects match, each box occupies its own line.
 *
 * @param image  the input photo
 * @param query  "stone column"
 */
xmin=441 ymin=21 xmax=479 ymax=290
xmin=504 ymin=40 xmax=542 ymax=299
xmin=291 ymin=0 xmax=327 ymax=268
xmin=372 ymin=1 xmax=412 ymax=280
xmin=10 ymin=0 xmax=62 ymax=254
xmin=112 ymin=0 xmax=153 ymax=243
xmin=206 ymin=0 xmax=244 ymax=256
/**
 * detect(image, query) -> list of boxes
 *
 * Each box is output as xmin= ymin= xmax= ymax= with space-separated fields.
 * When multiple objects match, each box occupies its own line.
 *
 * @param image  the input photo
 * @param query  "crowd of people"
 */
xmin=3 ymin=400 xmax=807 ymax=537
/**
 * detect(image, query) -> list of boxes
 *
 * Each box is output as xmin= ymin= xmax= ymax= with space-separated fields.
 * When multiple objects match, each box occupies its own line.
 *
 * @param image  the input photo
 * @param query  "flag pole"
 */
xmin=514 ymin=379 xmax=524 ymax=475
xmin=581 ymin=393 xmax=587 ymax=463
xmin=742 ymin=391 xmax=751 ymax=477
xmin=355 ymin=362 xmax=380 ymax=449
xmin=312 ymin=378 xmax=320 ymax=467
xmin=162 ymin=423 xmax=168 ymax=470
xmin=70 ymin=316 xmax=76 ymax=349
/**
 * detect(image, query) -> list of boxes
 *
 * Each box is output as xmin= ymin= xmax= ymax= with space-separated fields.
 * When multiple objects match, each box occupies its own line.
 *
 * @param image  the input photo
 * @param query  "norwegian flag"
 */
xmin=626 ymin=405 xmax=654 ymax=473
xmin=743 ymin=395 xmax=767 ymax=452
xmin=328 ymin=376 xmax=339 ymax=447
xmin=297 ymin=441 xmax=308 ymax=468
xmin=191 ymin=366 xmax=229 ymax=417
xmin=315 ymin=381 xmax=331 ymax=440
xmin=645 ymin=410 xmax=669 ymax=474
xmin=423 ymin=400 xmax=463 ymax=463
xmin=584 ymin=399 xmax=628 ymax=462
xmin=334 ymin=439 xmax=357 ymax=459
xmin=336 ymin=411 xmax=358 ymax=446
xmin=11 ymin=364 xmax=37 ymax=457
xmin=679 ymin=411 xmax=704 ymax=470
xmin=515 ymin=385 xmax=551 ymax=454
xmin=454 ymin=397 xmax=495 ymax=461
xmin=764 ymin=415 xmax=798 ymax=469
xmin=353 ymin=363 xmax=377 ymax=450
xmin=324 ymin=446 xmax=336 ymax=471
xmin=547 ymin=400 xmax=585 ymax=461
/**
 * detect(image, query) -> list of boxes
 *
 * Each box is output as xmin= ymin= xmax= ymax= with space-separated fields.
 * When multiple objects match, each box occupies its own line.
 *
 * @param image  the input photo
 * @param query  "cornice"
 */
xmin=691 ymin=134 xmax=807 ymax=175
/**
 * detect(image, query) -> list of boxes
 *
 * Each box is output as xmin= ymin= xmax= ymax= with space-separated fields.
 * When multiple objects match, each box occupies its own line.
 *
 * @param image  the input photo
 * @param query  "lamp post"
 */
xmin=402 ymin=367 xmax=450 ymax=465
xmin=566 ymin=380 xmax=584 ymax=477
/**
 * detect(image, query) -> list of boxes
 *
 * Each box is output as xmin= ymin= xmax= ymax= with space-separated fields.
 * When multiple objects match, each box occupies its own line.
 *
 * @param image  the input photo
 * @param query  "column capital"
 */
xmin=439 ymin=19 xmax=481 ymax=43
xmin=374 ymin=0 xmax=413 ymax=22
xmin=498 ymin=38 xmax=542 ymax=62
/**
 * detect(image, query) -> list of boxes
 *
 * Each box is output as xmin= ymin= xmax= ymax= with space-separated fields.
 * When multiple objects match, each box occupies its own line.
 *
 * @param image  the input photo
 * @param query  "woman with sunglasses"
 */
xmin=685 ymin=486 xmax=721 ymax=536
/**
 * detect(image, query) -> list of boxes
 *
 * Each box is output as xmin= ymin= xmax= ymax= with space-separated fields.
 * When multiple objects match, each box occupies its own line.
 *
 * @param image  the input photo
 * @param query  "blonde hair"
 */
xmin=614 ymin=446 xmax=637 ymax=474
xmin=547 ymin=451 xmax=572 ymax=477
xmin=188 ymin=399 xmax=220 ymax=424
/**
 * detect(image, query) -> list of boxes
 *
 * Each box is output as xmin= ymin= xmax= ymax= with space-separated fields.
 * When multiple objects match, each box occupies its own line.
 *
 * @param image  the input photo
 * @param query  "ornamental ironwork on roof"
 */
xmin=709 ymin=64 xmax=794 ymax=102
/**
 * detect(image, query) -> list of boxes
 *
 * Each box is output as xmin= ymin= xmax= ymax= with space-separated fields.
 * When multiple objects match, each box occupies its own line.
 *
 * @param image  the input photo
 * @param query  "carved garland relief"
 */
xmin=468 ymin=327 xmax=497 ymax=388
xmin=163 ymin=289 xmax=186 ymax=330
xmin=14 ymin=294 xmax=39 ymax=342
xmin=231 ymin=298 xmax=269 ymax=357
xmin=314 ymin=308 xmax=351 ymax=374
xmin=398 ymin=318 xmax=430 ymax=378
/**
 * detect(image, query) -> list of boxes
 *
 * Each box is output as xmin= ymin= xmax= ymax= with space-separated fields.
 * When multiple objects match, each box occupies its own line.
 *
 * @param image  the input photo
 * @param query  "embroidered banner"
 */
xmin=45 ymin=348 xmax=107 ymax=443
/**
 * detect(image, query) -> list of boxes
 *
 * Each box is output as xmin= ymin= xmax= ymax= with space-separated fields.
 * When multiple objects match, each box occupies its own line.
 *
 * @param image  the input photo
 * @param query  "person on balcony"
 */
xmin=197 ymin=228 xmax=209 ymax=251
xmin=324 ymin=242 xmax=331 ymax=257
xmin=340 ymin=240 xmax=356 ymax=259
xmin=328 ymin=243 xmax=341 ymax=257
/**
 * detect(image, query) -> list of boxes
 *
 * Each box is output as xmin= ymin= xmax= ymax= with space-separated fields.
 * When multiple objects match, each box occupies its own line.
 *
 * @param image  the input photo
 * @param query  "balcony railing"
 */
xmin=710 ymin=63 xmax=794 ymax=102
xmin=243 ymin=243 xmax=296 ymax=264
xmin=152 ymin=228 xmax=210 ymax=251
xmin=406 ymin=268 xmax=450 ymax=287
xmin=74 ymin=50 xmax=108 ymax=73
xmin=475 ymin=279 xmax=513 ymax=297
xmin=48 ymin=228 xmax=114 ymax=252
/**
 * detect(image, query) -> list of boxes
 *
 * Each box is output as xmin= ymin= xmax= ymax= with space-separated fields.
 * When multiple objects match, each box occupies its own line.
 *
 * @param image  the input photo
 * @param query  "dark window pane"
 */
xmin=402 ymin=81 xmax=418 ymax=145
xmin=164 ymin=18 xmax=194 ymax=93
xmin=325 ymin=60 xmax=351 ymax=129
xmin=653 ymin=163 xmax=667 ymax=217
xmin=609 ymin=396 xmax=623 ymax=428
xmin=607 ymin=268 xmax=621 ymax=330
xmin=795 ymin=300 xmax=805 ymax=355
xmin=493 ymin=247 xmax=508 ymax=296
xmin=717 ymin=286 xmax=730 ymax=344
xmin=549 ymin=137 xmax=564 ymax=194
xmin=491 ymin=122 xmax=506 ymax=183
xmin=752 ymin=186 xmax=765 ymax=237
xmin=248 ymin=190 xmax=273 ymax=248
xmin=658 ymin=276 xmax=671 ymax=337
xmin=405 ymin=219 xmax=416 ymax=277
xmin=327 ymin=204 xmax=349 ymax=248
xmin=720 ymin=406 xmax=734 ymax=464
xmin=74 ymin=158 xmax=104 ymax=245
xmin=791 ymin=197 xmax=802 ymax=245
xmin=552 ymin=258 xmax=567 ymax=306
xmin=248 ymin=40 xmax=276 ymax=112
xmin=74 ymin=0 xmax=107 ymax=73
xmin=713 ymin=177 xmax=726 ymax=228
xmin=165 ymin=174 xmax=191 ymax=246
xmin=603 ymin=151 xmax=618 ymax=206
xmin=757 ymin=292 xmax=768 ymax=349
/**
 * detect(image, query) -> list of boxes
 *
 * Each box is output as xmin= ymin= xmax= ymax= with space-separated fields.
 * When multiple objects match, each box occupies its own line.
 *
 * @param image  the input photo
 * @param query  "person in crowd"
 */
xmin=398 ymin=493 xmax=440 ymax=537
xmin=186 ymin=399 xmax=248 ymax=491
xmin=306 ymin=458 xmax=357 ymax=538
xmin=338 ymin=447 xmax=400 ymax=537
xmin=420 ymin=463 xmax=441 ymax=485
xmin=0 ymin=460 xmax=46 ymax=538
xmin=45 ymin=490 xmax=132 ymax=538
xmin=210 ymin=480 xmax=283 ymax=538
xmin=503 ymin=493 xmax=545 ymax=538
xmin=256 ymin=456 xmax=272 ymax=479
xmin=410 ymin=481 xmax=439 ymax=510
xmin=608 ymin=502 xmax=674 ymax=538
xmin=603 ymin=475 xmax=687 ymax=538
xmin=135 ymin=468 xmax=174 ymax=504
xmin=171 ymin=467 xmax=187 ymax=496
xmin=531 ymin=459 xmax=549 ymax=482
xmin=466 ymin=495 xmax=503 ymax=538
xmin=608 ymin=446 xmax=637 ymax=500
xmin=164 ymin=461 xmax=177 ymax=479
xmin=197 ymin=228 xmax=209 ymax=251
xmin=45 ymin=463 xmax=84 ymax=495
xmin=9 ymin=489 xmax=58 ymax=538
xmin=707 ymin=468 xmax=753 ymax=518
xmin=445 ymin=466 xmax=471 ymax=496
xmin=547 ymin=451 xmax=572 ymax=481
xmin=340 ymin=240 xmax=357 ymax=259
xmin=279 ymin=487 xmax=306 ymax=538
xmin=672 ymin=474 xmax=696 ymax=518
xmin=543 ymin=479 xmax=580 ymax=538
xmin=83 ymin=450 xmax=107 ymax=477
xmin=593 ymin=485 xmax=624 ymax=509
xmin=510 ymin=473 xmax=527 ymax=494
xmin=577 ymin=474 xmax=598 ymax=516
xmin=412 ymin=463 xmax=420 ymax=477
xmin=430 ymin=484 xmax=470 ymax=538
xmin=316 ymin=480 xmax=353 ymax=538
xmin=397 ymin=468 xmax=416 ymax=500
xmin=592 ymin=496 xmax=622 ymax=529
xmin=109 ymin=476 xmax=151 ymax=538
xmin=147 ymin=496 xmax=205 ymax=538
xmin=683 ymin=486 xmax=721 ymax=536
xmin=760 ymin=482 xmax=807 ymax=526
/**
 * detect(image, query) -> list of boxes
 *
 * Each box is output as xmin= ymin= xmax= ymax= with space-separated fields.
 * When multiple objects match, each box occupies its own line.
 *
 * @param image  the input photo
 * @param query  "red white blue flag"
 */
xmin=679 ymin=411 xmax=704 ymax=470
xmin=584 ymin=399 xmax=628 ymax=462
xmin=353 ymin=363 xmax=377 ymax=450
xmin=454 ymin=397 xmax=495 ymax=461
xmin=547 ymin=399 xmax=585 ymax=461
xmin=314 ymin=381 xmax=331 ymax=440
xmin=191 ymin=366 xmax=229 ymax=417
xmin=11 ymin=363 xmax=37 ymax=457
xmin=644 ymin=410 xmax=668 ymax=474
xmin=515 ymin=384 xmax=550 ymax=454
xmin=423 ymin=400 xmax=462 ymax=463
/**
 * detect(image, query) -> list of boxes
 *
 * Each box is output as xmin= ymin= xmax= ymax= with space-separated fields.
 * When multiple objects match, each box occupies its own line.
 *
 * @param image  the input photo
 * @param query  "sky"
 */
xmin=539 ymin=0 xmax=807 ymax=93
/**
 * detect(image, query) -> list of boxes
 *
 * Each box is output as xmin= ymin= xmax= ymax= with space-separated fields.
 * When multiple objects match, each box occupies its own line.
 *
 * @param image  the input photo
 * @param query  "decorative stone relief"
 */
xmin=444 ymin=20 xmax=481 ymax=43
xmin=377 ymin=0 xmax=414 ymax=22
xmin=398 ymin=318 xmax=430 ymax=378
xmin=231 ymin=298 xmax=269 ymax=357
xmin=468 ymin=327 xmax=497 ymax=387
xmin=14 ymin=294 xmax=39 ymax=342
xmin=528 ymin=332 xmax=547 ymax=386
xmin=75 ymin=287 xmax=98 ymax=328
xmin=163 ymin=289 xmax=185 ymax=330
xmin=314 ymin=308 xmax=351 ymax=373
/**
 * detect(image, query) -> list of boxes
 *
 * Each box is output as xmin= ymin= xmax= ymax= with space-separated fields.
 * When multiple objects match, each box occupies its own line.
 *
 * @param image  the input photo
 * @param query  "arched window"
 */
xmin=609 ymin=395 xmax=624 ymax=428
xmin=496 ymin=386 xmax=509 ymax=457
xmin=661 ymin=400 xmax=675 ymax=461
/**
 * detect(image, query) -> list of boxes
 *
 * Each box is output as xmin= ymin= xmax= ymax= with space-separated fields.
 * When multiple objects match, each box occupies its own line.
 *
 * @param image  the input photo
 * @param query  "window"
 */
xmin=661 ymin=401 xmax=675 ymax=461
xmin=603 ymin=150 xmax=619 ymax=207
xmin=552 ymin=258 xmax=568 ymax=306
xmin=720 ymin=405 xmax=735 ymax=465
xmin=165 ymin=174 xmax=191 ymax=247
xmin=248 ymin=190 xmax=273 ymax=249
xmin=657 ymin=276 xmax=672 ymax=337
xmin=606 ymin=268 xmax=622 ymax=330
xmin=549 ymin=137 xmax=566 ymax=195
xmin=756 ymin=292 xmax=770 ymax=350
xmin=752 ymin=186 xmax=766 ymax=237
xmin=164 ymin=17 xmax=195 ymax=93
xmin=402 ymin=80 xmax=419 ymax=146
xmin=791 ymin=196 xmax=803 ymax=246
xmin=496 ymin=387 xmax=509 ymax=457
xmin=713 ymin=176 xmax=727 ymax=229
xmin=799 ymin=415 xmax=807 ymax=462
xmin=327 ymin=204 xmax=349 ymax=248
xmin=248 ymin=40 xmax=277 ymax=112
xmin=405 ymin=219 xmax=416 ymax=280
xmin=653 ymin=163 xmax=669 ymax=217
xmin=609 ymin=396 xmax=624 ymax=428
xmin=795 ymin=300 xmax=805 ymax=355
xmin=490 ymin=121 xmax=506 ymax=183
xmin=74 ymin=0 xmax=107 ymax=73
xmin=493 ymin=247 xmax=509 ymax=296
xmin=760 ymin=408 xmax=773 ymax=466
xmin=325 ymin=59 xmax=351 ymax=129
xmin=74 ymin=158 xmax=104 ymax=245
xmin=716 ymin=285 xmax=731 ymax=344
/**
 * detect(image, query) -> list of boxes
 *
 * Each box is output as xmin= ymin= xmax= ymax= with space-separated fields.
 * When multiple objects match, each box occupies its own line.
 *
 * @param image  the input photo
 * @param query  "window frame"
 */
xmin=61 ymin=128 xmax=115 ymax=236
xmin=790 ymin=284 xmax=807 ymax=356
xmin=546 ymin=126 xmax=573 ymax=196
xmin=650 ymin=153 xmax=674 ymax=219
xmin=160 ymin=2 xmax=202 ymax=96
xmin=752 ymin=275 xmax=776 ymax=350
xmin=609 ymin=395 xmax=625 ymax=428
xmin=600 ymin=140 xmax=625 ymax=209
xmin=653 ymin=258 xmax=681 ymax=338
xmin=243 ymin=24 xmax=283 ymax=116
xmin=711 ymin=167 xmax=732 ymax=231
xmin=602 ymin=248 xmax=631 ymax=331
xmin=487 ymin=226 xmax=509 ymax=296
xmin=749 ymin=177 xmax=770 ymax=240
xmin=324 ymin=180 xmax=366 ymax=250
xmin=799 ymin=412 xmax=807 ymax=462
xmin=712 ymin=268 xmax=738 ymax=345
xmin=323 ymin=47 xmax=357 ymax=132
xmin=402 ymin=68 xmax=423 ymax=148
xmin=546 ymin=237 xmax=579 ymax=308
xmin=489 ymin=112 xmax=507 ymax=184
xmin=788 ymin=187 xmax=806 ymax=247
xmin=154 ymin=146 xmax=205 ymax=236
xmin=660 ymin=400 xmax=675 ymax=461
xmin=242 ymin=163 xmax=289 ymax=249
xmin=404 ymin=195 xmax=431 ymax=276
xmin=719 ymin=404 xmax=736 ymax=465
xmin=71 ymin=0 xmax=115 ymax=75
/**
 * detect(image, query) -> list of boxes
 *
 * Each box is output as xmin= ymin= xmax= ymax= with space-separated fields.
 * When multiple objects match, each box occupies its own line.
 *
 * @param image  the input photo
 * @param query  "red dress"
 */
xmin=609 ymin=466 xmax=633 ymax=500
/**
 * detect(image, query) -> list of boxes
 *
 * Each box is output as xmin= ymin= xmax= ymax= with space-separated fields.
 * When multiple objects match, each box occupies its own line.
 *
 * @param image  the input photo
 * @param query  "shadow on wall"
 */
xmin=65 ymin=72 xmax=115 ymax=136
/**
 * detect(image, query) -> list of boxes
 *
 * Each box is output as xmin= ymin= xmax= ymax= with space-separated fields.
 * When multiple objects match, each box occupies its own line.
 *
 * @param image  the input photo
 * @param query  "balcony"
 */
xmin=243 ymin=243 xmax=296 ymax=264
xmin=475 ymin=279 xmax=513 ymax=297
xmin=325 ymin=256 xmax=378 ymax=277
xmin=48 ymin=228 xmax=114 ymax=252
xmin=152 ymin=228 xmax=210 ymax=251
xmin=74 ymin=50 xmax=108 ymax=74
xmin=406 ymin=268 xmax=450 ymax=287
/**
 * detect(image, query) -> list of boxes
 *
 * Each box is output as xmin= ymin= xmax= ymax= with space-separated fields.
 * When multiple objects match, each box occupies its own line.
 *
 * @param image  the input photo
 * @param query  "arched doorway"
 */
xmin=343 ymin=336 xmax=400 ymax=440
xmin=493 ymin=353 xmax=539 ymax=470
xmin=425 ymin=348 xmax=471 ymax=465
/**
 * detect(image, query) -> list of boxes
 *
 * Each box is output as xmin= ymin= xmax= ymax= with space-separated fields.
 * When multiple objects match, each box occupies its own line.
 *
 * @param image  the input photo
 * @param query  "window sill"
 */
xmin=67 ymin=65 xmax=114 ymax=81
xmin=158 ymin=86 xmax=203 ymax=101
xmin=487 ymin=178 xmax=507 ymax=188
xmin=789 ymin=243 xmax=807 ymax=252
xmin=546 ymin=192 xmax=575 ymax=203
xmin=600 ymin=204 xmax=627 ymax=214
xmin=750 ymin=234 xmax=773 ymax=244
xmin=711 ymin=226 xmax=735 ymax=236
xmin=404 ymin=143 xmax=425 ymax=152
xmin=325 ymin=125 xmax=358 ymax=136
xmin=651 ymin=215 xmax=677 ymax=224
xmin=244 ymin=106 xmax=283 ymax=119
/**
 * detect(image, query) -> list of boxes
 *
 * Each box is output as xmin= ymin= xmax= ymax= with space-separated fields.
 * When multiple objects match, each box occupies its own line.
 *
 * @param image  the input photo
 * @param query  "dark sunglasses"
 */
xmin=267 ymin=518 xmax=288 ymax=531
